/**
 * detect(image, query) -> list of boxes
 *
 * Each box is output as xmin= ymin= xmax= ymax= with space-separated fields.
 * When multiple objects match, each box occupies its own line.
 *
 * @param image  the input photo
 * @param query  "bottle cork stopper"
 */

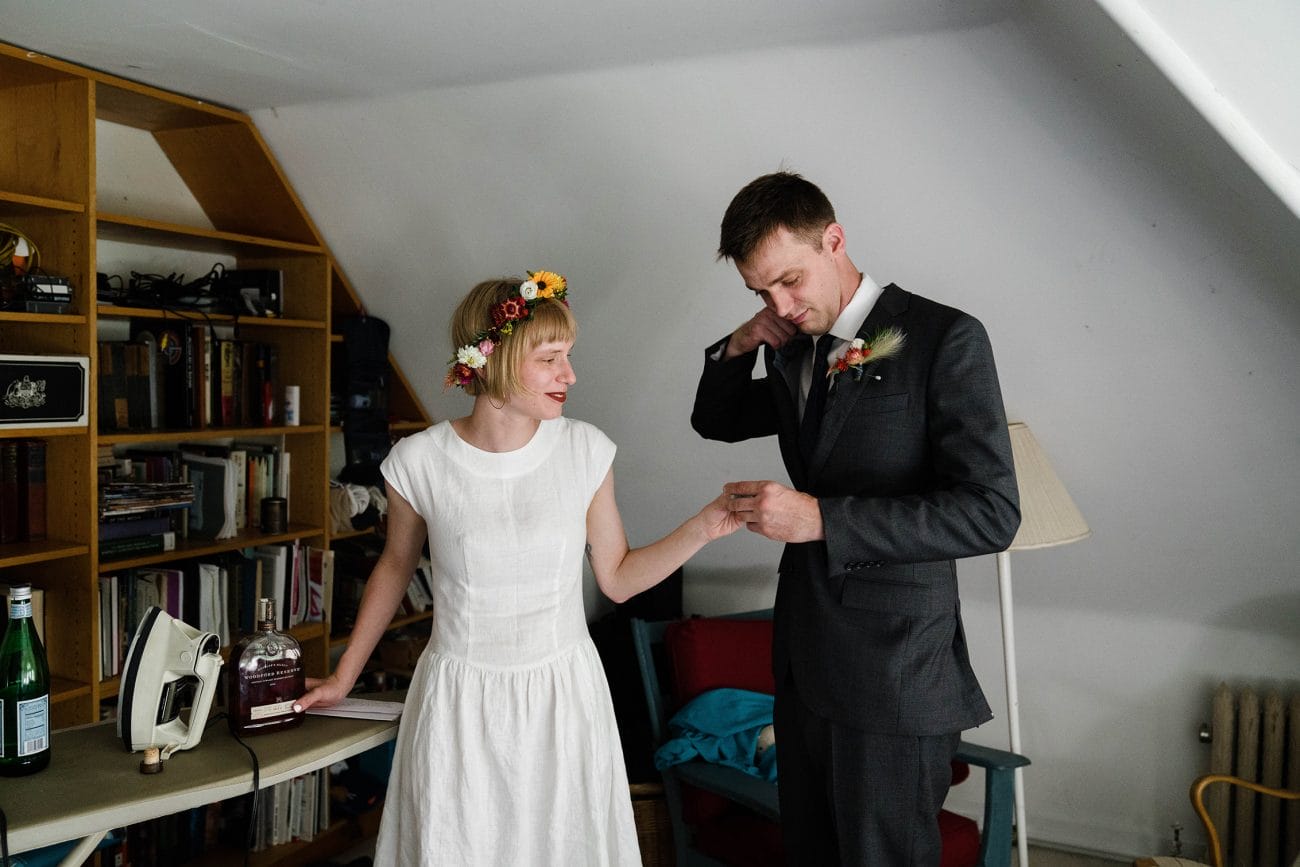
xmin=140 ymin=746 xmax=164 ymax=774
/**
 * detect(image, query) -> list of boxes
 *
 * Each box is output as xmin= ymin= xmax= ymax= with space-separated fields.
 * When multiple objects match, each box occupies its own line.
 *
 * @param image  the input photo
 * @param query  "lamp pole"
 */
xmin=997 ymin=550 xmax=1029 ymax=867
xmin=998 ymin=422 xmax=1091 ymax=867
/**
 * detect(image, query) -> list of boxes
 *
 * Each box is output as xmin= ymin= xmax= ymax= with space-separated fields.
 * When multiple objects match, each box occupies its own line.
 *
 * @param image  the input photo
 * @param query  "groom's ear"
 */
xmin=822 ymin=222 xmax=846 ymax=256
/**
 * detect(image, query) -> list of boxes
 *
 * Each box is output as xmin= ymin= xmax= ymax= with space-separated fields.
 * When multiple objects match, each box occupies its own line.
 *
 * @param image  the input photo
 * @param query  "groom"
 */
xmin=692 ymin=172 xmax=1021 ymax=865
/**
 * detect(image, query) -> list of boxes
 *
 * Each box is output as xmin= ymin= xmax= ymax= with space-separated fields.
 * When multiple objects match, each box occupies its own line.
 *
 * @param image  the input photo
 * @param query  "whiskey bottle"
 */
xmin=227 ymin=598 xmax=305 ymax=736
xmin=0 ymin=584 xmax=51 ymax=775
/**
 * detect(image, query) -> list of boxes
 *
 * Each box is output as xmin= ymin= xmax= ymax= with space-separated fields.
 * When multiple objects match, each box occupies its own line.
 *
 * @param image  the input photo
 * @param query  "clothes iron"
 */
xmin=118 ymin=606 xmax=223 ymax=760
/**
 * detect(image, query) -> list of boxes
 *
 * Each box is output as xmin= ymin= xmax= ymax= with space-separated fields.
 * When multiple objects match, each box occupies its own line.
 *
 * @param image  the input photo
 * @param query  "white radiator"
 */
xmin=1201 ymin=683 xmax=1300 ymax=867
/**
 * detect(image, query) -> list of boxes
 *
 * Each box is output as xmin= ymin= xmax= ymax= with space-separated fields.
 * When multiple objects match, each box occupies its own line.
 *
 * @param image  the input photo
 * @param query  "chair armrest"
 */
xmin=954 ymin=740 xmax=1030 ymax=771
xmin=954 ymin=741 xmax=1029 ymax=867
xmin=672 ymin=763 xmax=781 ymax=822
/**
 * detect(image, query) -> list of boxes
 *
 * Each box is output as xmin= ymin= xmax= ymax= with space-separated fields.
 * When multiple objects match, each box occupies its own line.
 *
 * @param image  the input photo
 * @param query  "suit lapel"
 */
xmin=807 ymin=285 xmax=909 ymax=481
xmin=768 ymin=336 xmax=812 ymax=485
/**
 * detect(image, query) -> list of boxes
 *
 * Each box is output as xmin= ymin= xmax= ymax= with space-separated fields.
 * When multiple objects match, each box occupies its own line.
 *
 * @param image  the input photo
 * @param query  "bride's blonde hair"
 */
xmin=448 ymin=277 xmax=576 ymax=401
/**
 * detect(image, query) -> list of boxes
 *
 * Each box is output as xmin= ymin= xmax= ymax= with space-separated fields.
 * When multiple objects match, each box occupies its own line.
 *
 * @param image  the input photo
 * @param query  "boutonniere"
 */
xmin=828 ymin=327 xmax=905 ymax=383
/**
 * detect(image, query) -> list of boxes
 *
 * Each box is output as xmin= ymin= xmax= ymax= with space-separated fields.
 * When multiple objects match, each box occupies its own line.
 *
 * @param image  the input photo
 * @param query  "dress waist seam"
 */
xmin=425 ymin=637 xmax=594 ymax=673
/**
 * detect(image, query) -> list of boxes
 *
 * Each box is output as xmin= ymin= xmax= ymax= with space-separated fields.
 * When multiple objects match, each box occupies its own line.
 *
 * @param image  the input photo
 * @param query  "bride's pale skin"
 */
xmin=295 ymin=336 xmax=742 ymax=711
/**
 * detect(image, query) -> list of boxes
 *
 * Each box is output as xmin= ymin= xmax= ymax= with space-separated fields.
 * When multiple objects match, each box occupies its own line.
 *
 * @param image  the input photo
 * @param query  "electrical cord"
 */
xmin=1 ymin=804 xmax=9 ymax=867
xmin=205 ymin=711 xmax=260 ymax=867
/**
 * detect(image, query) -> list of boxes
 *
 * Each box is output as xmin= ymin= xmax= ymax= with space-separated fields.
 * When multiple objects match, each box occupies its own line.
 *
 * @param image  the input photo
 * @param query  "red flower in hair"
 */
xmin=492 ymin=297 xmax=529 ymax=326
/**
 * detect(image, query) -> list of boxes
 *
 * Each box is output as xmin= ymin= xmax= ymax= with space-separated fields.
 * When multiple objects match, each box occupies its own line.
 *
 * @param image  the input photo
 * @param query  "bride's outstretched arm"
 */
xmin=585 ymin=469 xmax=742 ymax=604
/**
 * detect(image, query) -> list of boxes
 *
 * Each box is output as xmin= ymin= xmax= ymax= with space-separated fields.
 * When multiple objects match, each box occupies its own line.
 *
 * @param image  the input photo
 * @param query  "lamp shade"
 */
xmin=1006 ymin=422 xmax=1091 ymax=551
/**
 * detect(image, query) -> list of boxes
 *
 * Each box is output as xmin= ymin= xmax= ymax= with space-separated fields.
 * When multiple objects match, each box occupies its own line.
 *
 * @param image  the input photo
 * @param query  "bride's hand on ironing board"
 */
xmin=293 ymin=673 xmax=354 ymax=713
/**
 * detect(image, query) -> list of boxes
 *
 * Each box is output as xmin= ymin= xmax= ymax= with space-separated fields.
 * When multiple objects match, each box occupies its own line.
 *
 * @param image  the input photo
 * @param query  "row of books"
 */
xmin=98 ymin=542 xmax=334 ymax=679
xmin=251 ymin=767 xmax=330 ymax=851
xmin=97 ymin=441 xmax=290 ymax=559
xmin=96 ymin=767 xmax=329 ymax=864
xmin=97 ymin=320 xmax=282 ymax=433
xmin=0 ymin=438 xmax=45 ymax=545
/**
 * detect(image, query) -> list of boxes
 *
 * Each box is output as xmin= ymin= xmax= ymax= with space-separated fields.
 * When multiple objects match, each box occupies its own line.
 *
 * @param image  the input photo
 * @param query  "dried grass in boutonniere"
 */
xmin=828 ymin=327 xmax=905 ymax=383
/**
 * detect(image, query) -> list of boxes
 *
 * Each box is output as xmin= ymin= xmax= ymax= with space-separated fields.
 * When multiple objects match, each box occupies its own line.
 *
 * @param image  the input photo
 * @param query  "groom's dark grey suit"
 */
xmin=692 ymin=282 xmax=1020 ymax=864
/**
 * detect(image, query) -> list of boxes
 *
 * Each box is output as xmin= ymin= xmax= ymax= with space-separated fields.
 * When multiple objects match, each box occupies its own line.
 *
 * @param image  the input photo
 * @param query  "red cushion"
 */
xmin=664 ymin=616 xmax=776 ymax=708
xmin=691 ymin=809 xmax=978 ymax=867
xmin=937 ymin=808 xmax=981 ymax=867
xmin=694 ymin=811 xmax=784 ymax=867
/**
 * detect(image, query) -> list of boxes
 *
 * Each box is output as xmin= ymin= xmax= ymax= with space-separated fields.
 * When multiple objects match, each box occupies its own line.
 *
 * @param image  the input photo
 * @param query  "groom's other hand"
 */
xmin=724 ymin=480 xmax=825 ymax=543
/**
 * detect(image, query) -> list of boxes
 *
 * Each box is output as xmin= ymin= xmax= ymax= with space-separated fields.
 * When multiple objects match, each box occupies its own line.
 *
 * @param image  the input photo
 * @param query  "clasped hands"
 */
xmin=724 ymin=480 xmax=824 ymax=543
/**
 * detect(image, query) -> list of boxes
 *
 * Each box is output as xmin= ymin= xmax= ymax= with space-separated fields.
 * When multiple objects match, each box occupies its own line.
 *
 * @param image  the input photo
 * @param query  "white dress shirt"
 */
xmin=801 ymin=273 xmax=884 ymax=412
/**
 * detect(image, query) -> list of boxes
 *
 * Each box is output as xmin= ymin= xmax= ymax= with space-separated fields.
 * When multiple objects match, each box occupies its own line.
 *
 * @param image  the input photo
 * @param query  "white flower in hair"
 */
xmin=520 ymin=280 xmax=539 ymax=300
xmin=457 ymin=345 xmax=488 ymax=369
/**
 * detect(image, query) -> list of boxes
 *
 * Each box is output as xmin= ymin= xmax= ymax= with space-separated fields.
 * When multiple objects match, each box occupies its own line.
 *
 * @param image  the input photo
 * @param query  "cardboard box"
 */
xmin=0 ymin=354 xmax=89 ymax=428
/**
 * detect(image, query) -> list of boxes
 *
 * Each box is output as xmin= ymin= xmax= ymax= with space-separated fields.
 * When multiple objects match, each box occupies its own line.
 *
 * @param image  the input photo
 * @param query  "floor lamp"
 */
xmin=1000 ymin=422 xmax=1091 ymax=867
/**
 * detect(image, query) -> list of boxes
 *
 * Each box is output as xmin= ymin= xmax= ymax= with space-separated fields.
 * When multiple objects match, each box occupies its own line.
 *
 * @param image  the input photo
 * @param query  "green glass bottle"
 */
xmin=0 ymin=583 xmax=51 ymax=776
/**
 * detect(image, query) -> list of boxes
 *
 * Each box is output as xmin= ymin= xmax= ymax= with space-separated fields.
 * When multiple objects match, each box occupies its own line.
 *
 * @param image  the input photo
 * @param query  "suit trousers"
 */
xmin=774 ymin=670 xmax=960 ymax=867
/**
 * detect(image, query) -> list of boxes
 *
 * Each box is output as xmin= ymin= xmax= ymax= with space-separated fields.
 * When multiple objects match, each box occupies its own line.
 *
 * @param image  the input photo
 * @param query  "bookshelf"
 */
xmin=1 ymin=33 xmax=429 ymax=784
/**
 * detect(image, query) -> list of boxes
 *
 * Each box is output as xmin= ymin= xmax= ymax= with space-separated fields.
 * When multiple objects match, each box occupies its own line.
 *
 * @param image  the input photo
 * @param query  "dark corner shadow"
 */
xmin=1207 ymin=593 xmax=1300 ymax=643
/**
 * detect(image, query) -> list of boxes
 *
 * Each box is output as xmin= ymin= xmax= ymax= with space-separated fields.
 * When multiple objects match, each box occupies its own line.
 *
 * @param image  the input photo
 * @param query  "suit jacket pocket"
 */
xmin=858 ymin=391 xmax=908 ymax=414
xmin=840 ymin=574 xmax=933 ymax=618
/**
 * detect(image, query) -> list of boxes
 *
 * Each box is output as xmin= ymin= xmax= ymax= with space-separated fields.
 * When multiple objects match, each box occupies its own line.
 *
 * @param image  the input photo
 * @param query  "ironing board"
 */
xmin=0 ymin=693 xmax=404 ymax=865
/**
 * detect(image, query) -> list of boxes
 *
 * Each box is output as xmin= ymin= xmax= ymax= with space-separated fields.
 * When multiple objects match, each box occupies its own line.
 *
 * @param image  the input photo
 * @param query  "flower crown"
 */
xmin=444 ymin=270 xmax=569 ymax=390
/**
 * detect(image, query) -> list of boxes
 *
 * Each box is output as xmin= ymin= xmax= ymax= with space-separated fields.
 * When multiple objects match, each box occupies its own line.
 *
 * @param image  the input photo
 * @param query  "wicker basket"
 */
xmin=630 ymin=782 xmax=675 ymax=866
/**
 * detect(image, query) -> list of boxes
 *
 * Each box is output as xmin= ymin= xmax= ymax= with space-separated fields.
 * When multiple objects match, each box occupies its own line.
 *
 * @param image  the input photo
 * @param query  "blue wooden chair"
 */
xmin=631 ymin=610 xmax=1029 ymax=867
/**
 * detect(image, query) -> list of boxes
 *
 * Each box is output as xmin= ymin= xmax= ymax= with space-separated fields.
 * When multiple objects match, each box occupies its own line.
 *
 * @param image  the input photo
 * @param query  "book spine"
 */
xmin=17 ymin=439 xmax=47 ymax=542
xmin=220 ymin=339 xmax=236 ymax=426
xmin=126 ymin=342 xmax=151 ymax=430
xmin=0 ymin=441 xmax=18 ymax=544
xmin=97 ymin=514 xmax=172 ymax=540
xmin=99 ymin=531 xmax=177 ymax=559
xmin=183 ymin=324 xmax=197 ymax=428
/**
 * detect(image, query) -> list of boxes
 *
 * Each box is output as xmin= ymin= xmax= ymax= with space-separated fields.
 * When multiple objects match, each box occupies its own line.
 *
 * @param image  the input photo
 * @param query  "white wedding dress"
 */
xmin=373 ymin=417 xmax=641 ymax=866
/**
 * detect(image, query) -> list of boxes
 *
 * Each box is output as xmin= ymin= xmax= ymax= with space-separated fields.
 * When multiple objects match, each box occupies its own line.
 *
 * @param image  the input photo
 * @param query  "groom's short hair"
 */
xmin=717 ymin=171 xmax=837 ymax=265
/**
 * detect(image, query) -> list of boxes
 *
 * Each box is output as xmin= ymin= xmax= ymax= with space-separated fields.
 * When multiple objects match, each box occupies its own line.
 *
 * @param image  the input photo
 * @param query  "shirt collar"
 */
xmin=827 ymin=272 xmax=883 ymax=343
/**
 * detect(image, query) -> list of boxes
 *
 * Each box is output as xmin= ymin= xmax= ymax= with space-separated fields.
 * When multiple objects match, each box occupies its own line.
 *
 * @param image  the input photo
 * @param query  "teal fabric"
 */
xmin=654 ymin=688 xmax=778 ymax=782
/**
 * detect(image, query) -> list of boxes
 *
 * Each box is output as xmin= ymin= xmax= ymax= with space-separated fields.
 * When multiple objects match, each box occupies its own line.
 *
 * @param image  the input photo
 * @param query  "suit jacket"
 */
xmin=692 ymin=284 xmax=1020 ymax=735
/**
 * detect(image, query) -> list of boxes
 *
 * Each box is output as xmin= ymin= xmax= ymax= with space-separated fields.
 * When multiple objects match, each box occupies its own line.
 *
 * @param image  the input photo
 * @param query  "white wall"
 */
xmin=221 ymin=1 xmax=1300 ymax=857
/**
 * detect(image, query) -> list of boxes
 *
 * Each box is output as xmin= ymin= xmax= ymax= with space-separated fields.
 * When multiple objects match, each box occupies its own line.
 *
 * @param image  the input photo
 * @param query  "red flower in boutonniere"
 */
xmin=828 ymin=327 xmax=905 ymax=383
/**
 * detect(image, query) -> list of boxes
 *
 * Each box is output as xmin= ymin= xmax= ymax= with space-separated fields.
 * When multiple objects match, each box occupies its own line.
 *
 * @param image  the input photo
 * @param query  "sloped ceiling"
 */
xmin=2 ymin=0 xmax=1296 ymax=218
xmin=0 ymin=0 xmax=1014 ymax=107
xmin=1092 ymin=0 xmax=1300 ymax=219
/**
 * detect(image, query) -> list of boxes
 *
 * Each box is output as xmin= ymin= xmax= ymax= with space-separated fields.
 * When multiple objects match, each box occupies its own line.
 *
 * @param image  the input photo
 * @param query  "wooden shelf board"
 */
xmin=98 ymin=423 xmax=326 ymax=446
xmin=97 ymin=212 xmax=323 ymax=256
xmin=0 ymin=310 xmax=88 ymax=325
xmin=330 ymin=611 xmax=431 ymax=650
xmin=0 ymin=426 xmax=89 ymax=440
xmin=390 ymin=420 xmax=428 ymax=433
xmin=0 ymin=538 xmax=90 ymax=568
xmin=0 ymin=188 xmax=85 ymax=214
xmin=97 ymin=523 xmax=325 ymax=573
xmin=95 ymin=81 xmax=242 ymax=131
xmin=95 ymin=303 xmax=325 ymax=331
xmin=50 ymin=675 xmax=92 ymax=704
